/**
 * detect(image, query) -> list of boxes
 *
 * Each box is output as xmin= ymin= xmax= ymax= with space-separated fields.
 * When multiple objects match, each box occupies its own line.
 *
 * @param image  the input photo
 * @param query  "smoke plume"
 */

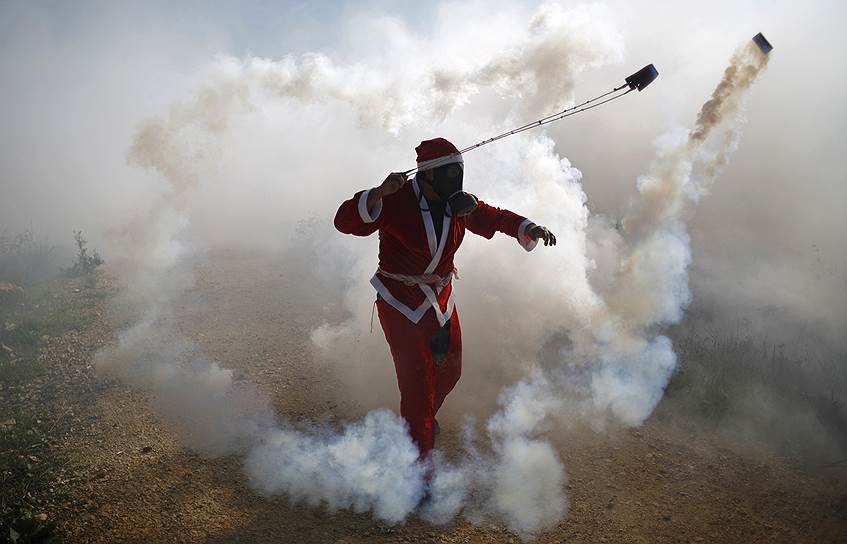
xmin=91 ymin=3 xmax=770 ymax=538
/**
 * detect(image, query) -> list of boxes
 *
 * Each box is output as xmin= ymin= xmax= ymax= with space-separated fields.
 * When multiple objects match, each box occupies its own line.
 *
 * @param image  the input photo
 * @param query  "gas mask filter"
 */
xmin=431 ymin=163 xmax=478 ymax=217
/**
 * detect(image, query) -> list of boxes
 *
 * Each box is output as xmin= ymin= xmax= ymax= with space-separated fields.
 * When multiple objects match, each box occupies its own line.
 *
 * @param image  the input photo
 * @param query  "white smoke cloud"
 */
xmin=87 ymin=2 xmax=770 ymax=539
xmin=245 ymin=410 xmax=423 ymax=523
xmin=95 ymin=312 xmax=275 ymax=456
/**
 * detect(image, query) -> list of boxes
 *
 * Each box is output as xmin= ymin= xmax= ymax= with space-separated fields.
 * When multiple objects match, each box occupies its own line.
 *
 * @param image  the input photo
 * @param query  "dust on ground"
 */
xmin=5 ymin=250 xmax=846 ymax=543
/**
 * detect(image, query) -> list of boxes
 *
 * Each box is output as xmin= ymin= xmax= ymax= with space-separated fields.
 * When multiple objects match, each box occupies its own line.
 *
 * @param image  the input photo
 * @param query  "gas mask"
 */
xmin=431 ymin=162 xmax=478 ymax=217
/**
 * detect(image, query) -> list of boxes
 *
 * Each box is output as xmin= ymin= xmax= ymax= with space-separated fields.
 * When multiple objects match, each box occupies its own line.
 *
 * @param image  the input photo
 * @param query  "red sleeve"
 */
xmin=465 ymin=198 xmax=538 ymax=251
xmin=334 ymin=188 xmax=387 ymax=237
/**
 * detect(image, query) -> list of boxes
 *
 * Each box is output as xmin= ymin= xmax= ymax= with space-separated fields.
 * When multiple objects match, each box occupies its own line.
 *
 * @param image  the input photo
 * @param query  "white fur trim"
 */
xmin=518 ymin=219 xmax=538 ymax=252
xmin=413 ymin=179 xmax=438 ymax=257
xmin=420 ymin=283 xmax=456 ymax=327
xmin=412 ymin=177 xmax=452 ymax=264
xmin=425 ymin=213 xmax=451 ymax=274
xmin=370 ymin=275 xmax=432 ymax=324
xmin=358 ymin=189 xmax=383 ymax=224
xmin=416 ymin=153 xmax=463 ymax=171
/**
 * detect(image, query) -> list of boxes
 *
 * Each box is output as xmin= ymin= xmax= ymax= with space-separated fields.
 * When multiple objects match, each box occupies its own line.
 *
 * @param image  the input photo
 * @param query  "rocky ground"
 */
xmin=2 ymin=251 xmax=846 ymax=543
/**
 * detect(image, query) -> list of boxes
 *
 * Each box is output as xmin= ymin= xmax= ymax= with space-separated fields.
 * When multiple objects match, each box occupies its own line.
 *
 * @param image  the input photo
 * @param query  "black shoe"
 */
xmin=417 ymin=485 xmax=433 ymax=510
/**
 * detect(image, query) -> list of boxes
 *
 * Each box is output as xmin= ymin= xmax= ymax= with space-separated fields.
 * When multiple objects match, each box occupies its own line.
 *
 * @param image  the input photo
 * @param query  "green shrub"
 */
xmin=63 ymin=231 xmax=102 ymax=277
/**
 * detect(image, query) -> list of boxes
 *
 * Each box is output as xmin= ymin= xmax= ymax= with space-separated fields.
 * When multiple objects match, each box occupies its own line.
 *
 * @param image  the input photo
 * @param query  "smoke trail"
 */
xmin=93 ymin=3 xmax=769 ymax=537
xmin=489 ymin=39 xmax=771 ymax=438
xmin=623 ymin=41 xmax=770 ymax=242
xmin=435 ymin=39 xmax=770 ymax=447
xmin=591 ymin=40 xmax=770 ymax=422
xmin=608 ymin=40 xmax=770 ymax=331
xmin=691 ymin=42 xmax=770 ymax=144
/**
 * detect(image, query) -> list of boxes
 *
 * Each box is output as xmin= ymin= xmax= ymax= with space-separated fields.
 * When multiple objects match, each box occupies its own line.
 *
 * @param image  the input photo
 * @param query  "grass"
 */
xmin=663 ymin=308 xmax=847 ymax=466
xmin=0 ymin=282 xmax=108 ymax=543
xmin=0 ymin=281 xmax=104 ymax=385
xmin=1 ymin=230 xmax=105 ymax=543
xmin=0 ymin=276 xmax=107 ymax=543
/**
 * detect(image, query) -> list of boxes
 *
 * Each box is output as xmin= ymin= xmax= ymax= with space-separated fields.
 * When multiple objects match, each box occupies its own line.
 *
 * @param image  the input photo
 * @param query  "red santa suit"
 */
xmin=334 ymin=138 xmax=538 ymax=458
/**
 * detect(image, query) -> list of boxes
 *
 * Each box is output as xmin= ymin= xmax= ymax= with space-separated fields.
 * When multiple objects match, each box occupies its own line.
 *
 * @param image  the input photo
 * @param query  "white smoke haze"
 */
xmin=95 ymin=312 xmax=276 ymax=456
xmin=93 ymin=4 xmax=629 ymax=536
xmin=10 ymin=0 xmax=838 ymax=539
xmin=94 ymin=5 xmax=770 ymax=537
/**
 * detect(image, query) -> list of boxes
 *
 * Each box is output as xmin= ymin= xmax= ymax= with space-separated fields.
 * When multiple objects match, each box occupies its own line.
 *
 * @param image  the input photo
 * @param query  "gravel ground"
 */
xmin=9 ymin=251 xmax=845 ymax=543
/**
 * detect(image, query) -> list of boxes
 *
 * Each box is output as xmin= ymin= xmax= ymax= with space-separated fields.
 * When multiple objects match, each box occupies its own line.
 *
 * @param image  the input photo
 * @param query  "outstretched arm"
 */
xmin=465 ymin=199 xmax=556 ymax=251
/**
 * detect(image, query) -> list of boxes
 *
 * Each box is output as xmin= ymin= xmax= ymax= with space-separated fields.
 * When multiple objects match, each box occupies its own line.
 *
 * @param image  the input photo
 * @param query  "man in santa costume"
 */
xmin=334 ymin=137 xmax=556 ymax=460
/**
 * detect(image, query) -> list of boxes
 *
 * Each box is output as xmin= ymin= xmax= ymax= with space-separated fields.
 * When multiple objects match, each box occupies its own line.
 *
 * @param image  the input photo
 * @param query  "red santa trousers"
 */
xmin=376 ymin=298 xmax=462 ymax=458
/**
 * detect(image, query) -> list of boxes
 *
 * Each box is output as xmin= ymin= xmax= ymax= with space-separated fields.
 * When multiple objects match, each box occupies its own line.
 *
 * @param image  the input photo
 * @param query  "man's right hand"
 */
xmin=378 ymin=172 xmax=408 ymax=197
xmin=368 ymin=172 xmax=407 ymax=213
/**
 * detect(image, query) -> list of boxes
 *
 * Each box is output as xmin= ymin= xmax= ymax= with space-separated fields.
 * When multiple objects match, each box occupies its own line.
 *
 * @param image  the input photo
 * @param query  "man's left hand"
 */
xmin=529 ymin=225 xmax=556 ymax=246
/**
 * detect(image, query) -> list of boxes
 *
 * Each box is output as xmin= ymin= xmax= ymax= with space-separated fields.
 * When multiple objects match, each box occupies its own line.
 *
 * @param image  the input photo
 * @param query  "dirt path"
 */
xmin=51 ymin=251 xmax=847 ymax=543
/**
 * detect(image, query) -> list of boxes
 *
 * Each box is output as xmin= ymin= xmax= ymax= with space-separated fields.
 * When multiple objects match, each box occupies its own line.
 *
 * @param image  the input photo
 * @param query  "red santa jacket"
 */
xmin=334 ymin=177 xmax=538 ymax=326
